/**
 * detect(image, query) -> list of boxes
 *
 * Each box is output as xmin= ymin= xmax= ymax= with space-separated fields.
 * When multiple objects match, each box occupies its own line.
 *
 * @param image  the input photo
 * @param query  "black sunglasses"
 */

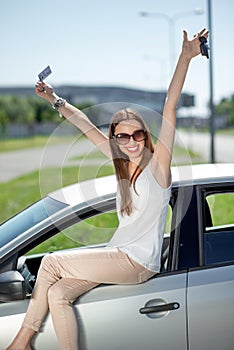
xmin=114 ymin=129 xmax=146 ymax=145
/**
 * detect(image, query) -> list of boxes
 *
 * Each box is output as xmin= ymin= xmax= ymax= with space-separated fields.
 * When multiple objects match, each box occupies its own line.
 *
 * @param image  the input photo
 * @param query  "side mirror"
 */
xmin=0 ymin=270 xmax=26 ymax=302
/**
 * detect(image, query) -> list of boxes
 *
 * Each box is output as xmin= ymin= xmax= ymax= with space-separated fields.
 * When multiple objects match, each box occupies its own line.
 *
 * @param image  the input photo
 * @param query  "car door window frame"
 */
xmin=196 ymin=182 xmax=234 ymax=268
xmin=172 ymin=185 xmax=200 ymax=271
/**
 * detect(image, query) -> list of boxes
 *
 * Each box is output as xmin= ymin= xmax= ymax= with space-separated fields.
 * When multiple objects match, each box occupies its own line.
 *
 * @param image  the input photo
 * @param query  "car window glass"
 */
xmin=206 ymin=193 xmax=234 ymax=228
xmin=27 ymin=210 xmax=118 ymax=255
xmin=204 ymin=192 xmax=234 ymax=265
xmin=164 ymin=205 xmax=172 ymax=235
xmin=27 ymin=204 xmax=173 ymax=256
xmin=0 ymin=197 xmax=67 ymax=248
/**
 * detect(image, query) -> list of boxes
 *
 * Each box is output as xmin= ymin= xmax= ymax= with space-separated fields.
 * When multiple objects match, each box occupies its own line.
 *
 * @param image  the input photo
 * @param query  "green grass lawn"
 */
xmin=206 ymin=193 xmax=234 ymax=226
xmin=0 ymin=136 xmax=51 ymax=152
xmin=0 ymin=135 xmax=78 ymax=152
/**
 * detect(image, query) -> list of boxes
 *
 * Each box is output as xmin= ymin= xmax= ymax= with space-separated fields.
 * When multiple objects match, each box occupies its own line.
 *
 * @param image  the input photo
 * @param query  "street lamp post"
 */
xmin=207 ymin=0 xmax=215 ymax=163
xmin=139 ymin=9 xmax=204 ymax=77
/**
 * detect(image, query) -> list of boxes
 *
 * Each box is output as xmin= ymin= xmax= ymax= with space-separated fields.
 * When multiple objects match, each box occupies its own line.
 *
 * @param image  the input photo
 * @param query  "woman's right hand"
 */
xmin=35 ymin=81 xmax=58 ymax=104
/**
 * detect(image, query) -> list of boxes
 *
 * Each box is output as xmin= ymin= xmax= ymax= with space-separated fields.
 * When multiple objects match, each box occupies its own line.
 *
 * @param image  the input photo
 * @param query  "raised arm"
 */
xmin=151 ymin=28 xmax=209 ymax=187
xmin=35 ymin=82 xmax=112 ymax=158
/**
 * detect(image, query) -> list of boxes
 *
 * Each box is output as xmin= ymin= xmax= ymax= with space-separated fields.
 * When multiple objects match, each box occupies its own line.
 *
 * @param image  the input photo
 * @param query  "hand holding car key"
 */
xmin=199 ymin=36 xmax=210 ymax=59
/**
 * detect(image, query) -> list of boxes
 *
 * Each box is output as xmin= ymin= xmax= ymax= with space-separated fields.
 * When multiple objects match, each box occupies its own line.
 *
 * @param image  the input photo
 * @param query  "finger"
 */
xmin=36 ymin=87 xmax=45 ymax=93
xmin=35 ymin=80 xmax=45 ymax=87
xmin=183 ymin=30 xmax=188 ymax=42
xmin=199 ymin=28 xmax=209 ymax=38
xmin=35 ymin=81 xmax=46 ymax=92
xmin=204 ymin=30 xmax=209 ymax=39
xmin=199 ymin=28 xmax=206 ymax=36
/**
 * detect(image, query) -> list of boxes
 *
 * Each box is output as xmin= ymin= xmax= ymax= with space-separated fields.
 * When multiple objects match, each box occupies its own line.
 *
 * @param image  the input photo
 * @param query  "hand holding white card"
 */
xmin=38 ymin=65 xmax=52 ymax=81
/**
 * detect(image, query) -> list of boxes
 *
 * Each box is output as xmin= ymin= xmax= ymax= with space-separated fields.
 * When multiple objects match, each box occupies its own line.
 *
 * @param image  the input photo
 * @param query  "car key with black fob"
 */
xmin=199 ymin=36 xmax=209 ymax=59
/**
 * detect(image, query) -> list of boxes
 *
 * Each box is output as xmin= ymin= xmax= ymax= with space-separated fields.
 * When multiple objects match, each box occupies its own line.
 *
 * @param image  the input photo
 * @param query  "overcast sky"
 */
xmin=1 ymin=0 xmax=234 ymax=116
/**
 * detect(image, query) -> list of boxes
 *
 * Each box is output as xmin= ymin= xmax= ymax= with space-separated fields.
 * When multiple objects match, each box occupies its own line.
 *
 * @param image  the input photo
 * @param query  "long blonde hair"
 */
xmin=109 ymin=108 xmax=154 ymax=216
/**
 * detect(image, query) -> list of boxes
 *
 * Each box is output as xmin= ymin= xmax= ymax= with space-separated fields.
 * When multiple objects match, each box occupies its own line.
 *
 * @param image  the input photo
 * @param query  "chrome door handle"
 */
xmin=139 ymin=302 xmax=180 ymax=314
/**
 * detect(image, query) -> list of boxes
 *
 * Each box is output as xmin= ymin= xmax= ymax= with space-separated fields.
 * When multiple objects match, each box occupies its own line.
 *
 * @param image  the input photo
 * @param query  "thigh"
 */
xmin=46 ymin=247 xmax=151 ymax=284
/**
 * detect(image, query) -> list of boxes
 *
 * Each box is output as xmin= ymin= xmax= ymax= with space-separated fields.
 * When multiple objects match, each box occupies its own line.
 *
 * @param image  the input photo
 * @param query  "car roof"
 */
xmin=49 ymin=163 xmax=234 ymax=206
xmin=49 ymin=174 xmax=117 ymax=207
xmin=171 ymin=163 xmax=234 ymax=186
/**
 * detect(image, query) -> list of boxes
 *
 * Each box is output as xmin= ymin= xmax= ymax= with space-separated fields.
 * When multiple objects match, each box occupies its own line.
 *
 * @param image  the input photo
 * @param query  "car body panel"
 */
xmin=188 ymin=265 xmax=234 ymax=350
xmin=76 ymin=273 xmax=187 ymax=350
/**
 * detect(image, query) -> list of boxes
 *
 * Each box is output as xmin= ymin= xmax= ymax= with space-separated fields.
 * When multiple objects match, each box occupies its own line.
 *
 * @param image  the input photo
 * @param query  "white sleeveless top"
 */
xmin=107 ymin=163 xmax=171 ymax=272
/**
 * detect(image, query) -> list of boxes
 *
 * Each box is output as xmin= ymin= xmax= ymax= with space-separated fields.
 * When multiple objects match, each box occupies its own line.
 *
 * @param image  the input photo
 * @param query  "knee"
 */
xmin=40 ymin=254 xmax=55 ymax=269
xmin=39 ymin=254 xmax=59 ymax=278
xmin=48 ymin=283 xmax=70 ymax=308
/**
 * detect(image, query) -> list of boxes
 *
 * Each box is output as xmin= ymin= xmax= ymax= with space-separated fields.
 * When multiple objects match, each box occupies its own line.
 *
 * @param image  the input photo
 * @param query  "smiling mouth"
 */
xmin=126 ymin=145 xmax=139 ymax=152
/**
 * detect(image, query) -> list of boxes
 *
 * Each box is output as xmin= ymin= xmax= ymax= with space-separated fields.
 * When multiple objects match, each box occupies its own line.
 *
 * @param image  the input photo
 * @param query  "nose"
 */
xmin=128 ymin=136 xmax=137 ymax=145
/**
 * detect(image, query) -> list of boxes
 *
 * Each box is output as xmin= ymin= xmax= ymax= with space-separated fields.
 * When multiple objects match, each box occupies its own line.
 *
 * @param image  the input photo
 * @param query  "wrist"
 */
xmin=51 ymin=97 xmax=67 ymax=118
xmin=48 ymin=93 xmax=60 ymax=105
xmin=179 ymin=52 xmax=192 ymax=64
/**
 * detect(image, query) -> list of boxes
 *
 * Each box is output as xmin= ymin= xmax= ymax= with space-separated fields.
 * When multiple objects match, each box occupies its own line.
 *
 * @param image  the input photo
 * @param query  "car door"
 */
xmin=187 ymin=185 xmax=234 ymax=350
xmin=73 ymin=272 xmax=188 ymax=350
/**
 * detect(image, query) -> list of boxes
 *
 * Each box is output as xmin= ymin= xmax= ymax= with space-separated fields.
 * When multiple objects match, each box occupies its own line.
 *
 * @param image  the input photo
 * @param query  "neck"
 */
xmin=128 ymin=160 xmax=140 ymax=179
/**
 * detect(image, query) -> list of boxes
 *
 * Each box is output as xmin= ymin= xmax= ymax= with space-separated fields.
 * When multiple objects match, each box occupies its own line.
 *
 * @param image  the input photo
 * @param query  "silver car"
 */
xmin=0 ymin=164 xmax=234 ymax=350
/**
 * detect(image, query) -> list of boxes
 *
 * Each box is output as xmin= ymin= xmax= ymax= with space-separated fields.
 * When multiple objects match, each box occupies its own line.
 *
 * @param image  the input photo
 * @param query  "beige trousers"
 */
xmin=23 ymin=247 xmax=155 ymax=350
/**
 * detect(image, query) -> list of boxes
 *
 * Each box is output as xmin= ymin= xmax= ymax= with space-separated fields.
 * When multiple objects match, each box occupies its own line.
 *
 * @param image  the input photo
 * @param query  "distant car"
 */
xmin=0 ymin=164 xmax=234 ymax=350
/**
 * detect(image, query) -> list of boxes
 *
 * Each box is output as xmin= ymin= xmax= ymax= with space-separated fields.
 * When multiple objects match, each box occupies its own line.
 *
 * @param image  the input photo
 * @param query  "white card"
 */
xmin=38 ymin=65 xmax=52 ymax=81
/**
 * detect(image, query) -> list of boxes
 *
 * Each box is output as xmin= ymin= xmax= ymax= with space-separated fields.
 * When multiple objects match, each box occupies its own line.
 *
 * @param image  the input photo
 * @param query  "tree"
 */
xmin=0 ymin=96 xmax=34 ymax=123
xmin=0 ymin=106 xmax=8 ymax=137
xmin=215 ymin=94 xmax=234 ymax=126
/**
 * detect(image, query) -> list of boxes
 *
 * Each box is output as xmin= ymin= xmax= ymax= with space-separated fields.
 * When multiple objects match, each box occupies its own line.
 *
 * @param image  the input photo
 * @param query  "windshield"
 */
xmin=0 ymin=196 xmax=67 ymax=248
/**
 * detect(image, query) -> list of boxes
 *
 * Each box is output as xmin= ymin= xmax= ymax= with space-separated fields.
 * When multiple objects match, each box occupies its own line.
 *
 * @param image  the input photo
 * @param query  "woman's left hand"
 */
xmin=182 ymin=28 xmax=209 ymax=60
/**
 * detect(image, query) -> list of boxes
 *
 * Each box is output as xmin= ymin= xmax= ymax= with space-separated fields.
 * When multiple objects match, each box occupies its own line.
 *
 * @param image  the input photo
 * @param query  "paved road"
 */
xmin=0 ymin=132 xmax=233 ymax=183
xmin=0 ymin=139 xmax=109 ymax=183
